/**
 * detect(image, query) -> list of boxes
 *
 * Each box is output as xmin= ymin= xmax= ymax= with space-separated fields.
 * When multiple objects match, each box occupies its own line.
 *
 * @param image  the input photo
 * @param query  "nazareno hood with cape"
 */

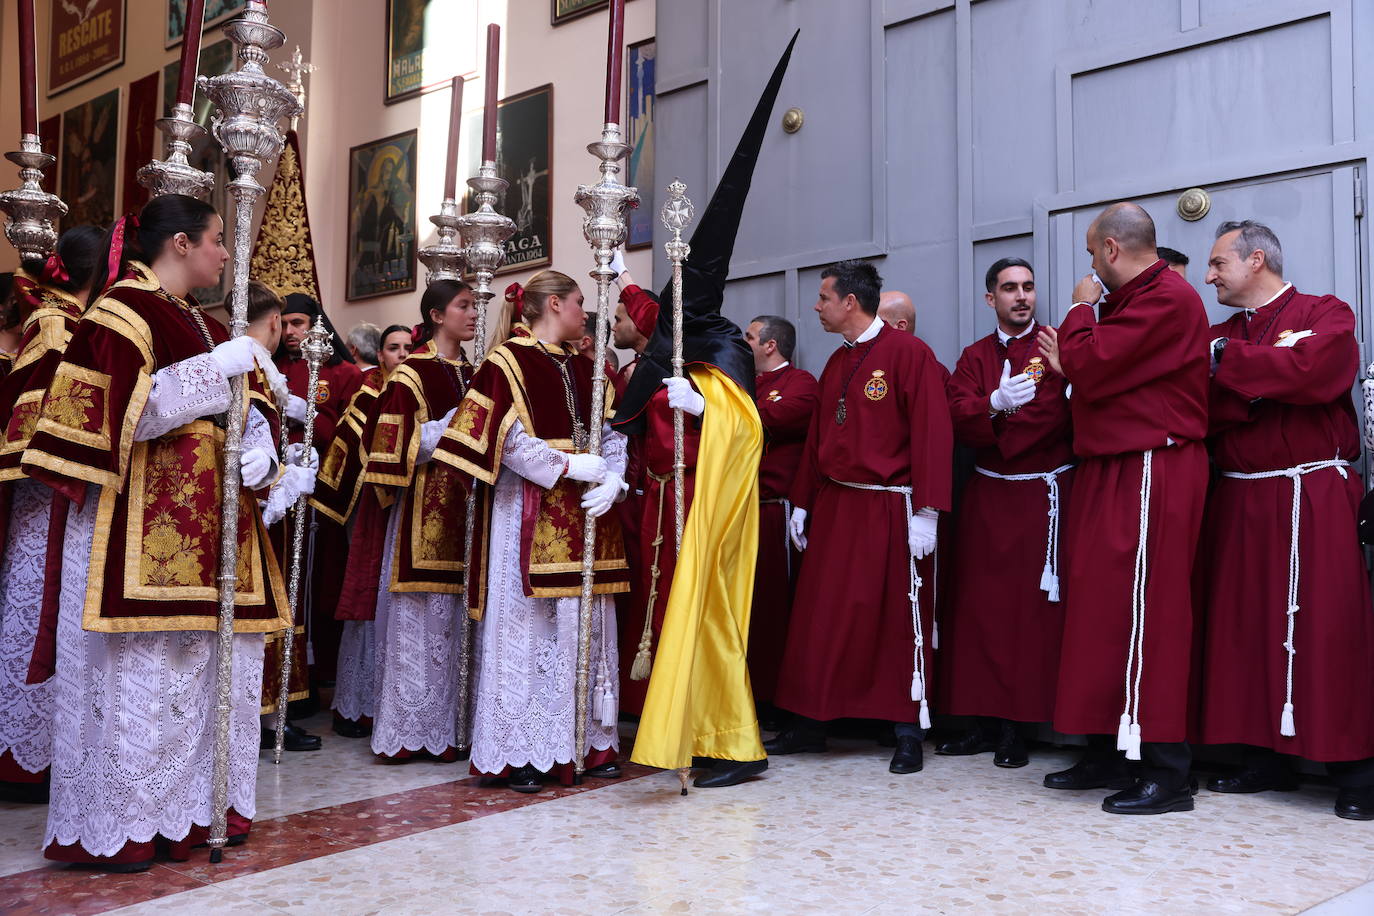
xmin=274 ymin=292 xmax=353 ymax=367
xmin=611 ymin=30 xmax=798 ymax=436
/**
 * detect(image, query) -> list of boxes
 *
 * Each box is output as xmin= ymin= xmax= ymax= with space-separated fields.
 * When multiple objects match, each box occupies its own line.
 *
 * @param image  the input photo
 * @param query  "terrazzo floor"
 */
xmin=3 ymin=711 xmax=1374 ymax=915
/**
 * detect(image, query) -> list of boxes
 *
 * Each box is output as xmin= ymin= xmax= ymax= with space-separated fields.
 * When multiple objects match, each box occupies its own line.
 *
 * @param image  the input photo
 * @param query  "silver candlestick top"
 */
xmin=138 ymin=102 xmax=216 ymax=200
xmin=418 ymin=197 xmax=465 ymax=283
xmin=0 ymin=134 xmax=66 ymax=263
xmin=456 ymin=160 xmax=518 ymax=346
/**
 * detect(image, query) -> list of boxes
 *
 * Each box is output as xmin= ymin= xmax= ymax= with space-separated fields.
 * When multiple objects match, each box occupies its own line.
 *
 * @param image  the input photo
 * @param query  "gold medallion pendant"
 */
xmin=1025 ymin=356 xmax=1045 ymax=383
xmin=314 ymin=378 xmax=331 ymax=404
xmin=863 ymin=369 xmax=888 ymax=401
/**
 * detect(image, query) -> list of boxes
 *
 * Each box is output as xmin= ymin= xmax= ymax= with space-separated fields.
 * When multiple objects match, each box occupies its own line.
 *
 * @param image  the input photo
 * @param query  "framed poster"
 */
xmin=347 ymin=131 xmax=418 ymax=301
xmin=59 ymin=88 xmax=119 ymax=228
xmin=466 ymin=84 xmax=553 ymax=276
xmin=385 ymin=0 xmax=478 ymax=104
xmin=626 ymin=38 xmax=655 ymax=249
xmin=121 ymin=71 xmax=161 ymax=212
xmin=48 ymin=0 xmax=125 ymax=97
xmin=553 ymin=0 xmax=637 ymax=27
xmin=166 ymin=0 xmax=246 ymax=48
xmin=162 ymin=38 xmax=235 ymax=126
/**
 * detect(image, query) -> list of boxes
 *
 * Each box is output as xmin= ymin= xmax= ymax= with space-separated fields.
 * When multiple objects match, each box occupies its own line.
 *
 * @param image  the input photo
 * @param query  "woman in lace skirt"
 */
xmin=19 ymin=194 xmax=291 ymax=871
xmin=432 ymin=270 xmax=631 ymax=793
xmin=362 ymin=281 xmax=475 ymax=760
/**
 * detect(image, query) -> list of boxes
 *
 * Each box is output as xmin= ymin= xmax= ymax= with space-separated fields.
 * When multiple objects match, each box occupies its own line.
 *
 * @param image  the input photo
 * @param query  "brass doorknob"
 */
xmin=781 ymin=107 xmax=804 ymax=134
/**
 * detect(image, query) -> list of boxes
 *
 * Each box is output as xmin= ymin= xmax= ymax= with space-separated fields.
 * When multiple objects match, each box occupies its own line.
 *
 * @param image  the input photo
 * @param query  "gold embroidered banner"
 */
xmin=250 ymin=131 xmax=322 ymax=302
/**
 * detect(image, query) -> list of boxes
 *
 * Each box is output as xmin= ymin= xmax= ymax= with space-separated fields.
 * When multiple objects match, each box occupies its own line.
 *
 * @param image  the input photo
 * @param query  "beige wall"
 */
xmin=1 ymin=0 xmax=655 ymax=343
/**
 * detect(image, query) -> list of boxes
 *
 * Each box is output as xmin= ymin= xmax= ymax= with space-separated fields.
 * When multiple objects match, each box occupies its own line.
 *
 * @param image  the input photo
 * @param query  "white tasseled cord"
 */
xmin=1119 ymin=450 xmax=1153 ymax=762
xmin=974 ymin=464 xmax=1074 ymax=603
xmin=1222 ymin=456 xmax=1349 ymax=738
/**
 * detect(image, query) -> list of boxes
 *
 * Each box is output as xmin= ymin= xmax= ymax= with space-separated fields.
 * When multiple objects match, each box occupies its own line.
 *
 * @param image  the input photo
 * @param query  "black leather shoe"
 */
xmin=694 ymin=758 xmax=768 ymax=788
xmin=586 ymin=761 xmax=622 ymax=779
xmin=1335 ymin=787 xmax=1374 ymax=820
xmin=508 ymin=765 xmax=543 ymax=794
xmin=1043 ymin=756 xmax=1133 ymax=790
xmin=993 ymin=721 xmax=1028 ymax=768
xmin=332 ymin=716 xmax=372 ymax=739
xmin=763 ymin=728 xmax=827 ymax=756
xmin=1206 ymin=767 xmax=1299 ymax=794
xmin=935 ymin=730 xmax=996 ymax=757
xmin=261 ymin=723 xmax=322 ymax=752
xmin=1102 ymin=778 xmax=1195 ymax=815
xmin=889 ymin=736 xmax=924 ymax=774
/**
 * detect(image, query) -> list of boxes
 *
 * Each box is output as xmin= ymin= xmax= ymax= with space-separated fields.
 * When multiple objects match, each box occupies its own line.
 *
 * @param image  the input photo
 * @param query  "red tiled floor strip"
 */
xmin=0 ymin=764 xmax=655 ymax=916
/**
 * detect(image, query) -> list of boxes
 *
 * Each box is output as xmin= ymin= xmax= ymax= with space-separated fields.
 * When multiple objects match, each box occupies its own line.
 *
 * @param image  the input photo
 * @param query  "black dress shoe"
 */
xmin=1043 ymin=755 xmax=1134 ymax=790
xmin=889 ymin=736 xmax=924 ymax=774
xmin=260 ymin=723 xmax=322 ymax=752
xmin=935 ymin=730 xmax=996 ymax=757
xmin=586 ymin=761 xmax=622 ymax=779
xmin=1335 ymin=787 xmax=1374 ymax=820
xmin=762 ymin=728 xmax=827 ymax=756
xmin=1206 ymin=767 xmax=1299 ymax=794
xmin=332 ymin=716 xmax=372 ymax=739
xmin=1102 ymin=778 xmax=1195 ymax=815
xmin=694 ymin=758 xmax=768 ymax=788
xmin=508 ymin=765 xmax=543 ymax=794
xmin=994 ymin=742 xmax=1029 ymax=769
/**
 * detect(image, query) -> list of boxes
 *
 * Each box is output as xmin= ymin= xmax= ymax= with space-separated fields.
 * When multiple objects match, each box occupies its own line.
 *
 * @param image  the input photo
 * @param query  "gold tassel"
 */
xmin=631 ymin=472 xmax=672 ymax=681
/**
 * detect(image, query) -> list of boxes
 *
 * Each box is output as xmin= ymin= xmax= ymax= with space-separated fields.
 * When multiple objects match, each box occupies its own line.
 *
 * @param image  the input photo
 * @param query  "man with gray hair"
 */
xmin=743 ymin=315 xmax=818 ymax=714
xmin=346 ymin=321 xmax=382 ymax=372
xmin=1196 ymin=219 xmax=1374 ymax=819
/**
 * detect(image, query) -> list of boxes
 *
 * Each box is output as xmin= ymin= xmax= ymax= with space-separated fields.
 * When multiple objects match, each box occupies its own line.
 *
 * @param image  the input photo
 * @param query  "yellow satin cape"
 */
xmin=630 ymin=365 xmax=767 ymax=769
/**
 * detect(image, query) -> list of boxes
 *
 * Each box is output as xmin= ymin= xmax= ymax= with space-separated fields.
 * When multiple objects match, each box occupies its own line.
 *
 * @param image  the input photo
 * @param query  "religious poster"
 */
xmin=347 ymin=131 xmax=418 ymax=301
xmin=165 ymin=0 xmax=245 ymax=48
xmin=385 ymin=0 xmax=478 ymax=104
xmin=626 ymin=38 xmax=655 ymax=249
xmin=121 ymin=71 xmax=160 ymax=212
xmin=48 ymin=0 xmax=125 ymax=96
xmin=38 ymin=116 xmax=60 ymax=194
xmin=59 ymin=88 xmax=119 ymax=229
xmin=465 ymin=84 xmax=553 ymax=276
xmin=162 ymin=37 xmax=235 ymax=124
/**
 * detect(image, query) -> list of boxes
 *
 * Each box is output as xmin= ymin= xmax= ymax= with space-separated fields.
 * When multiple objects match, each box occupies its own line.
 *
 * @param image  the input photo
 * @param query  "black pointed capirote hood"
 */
xmin=612 ymin=29 xmax=799 ymax=433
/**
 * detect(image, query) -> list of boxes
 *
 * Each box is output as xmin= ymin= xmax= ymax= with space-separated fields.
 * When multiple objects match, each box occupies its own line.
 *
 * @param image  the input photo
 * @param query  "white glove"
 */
xmin=564 ymin=452 xmax=607 ymax=484
xmin=259 ymin=464 xmax=317 ymax=526
xmin=908 ymin=508 xmax=938 ymax=560
xmin=209 ymin=336 xmax=258 ymax=379
xmin=665 ymin=376 xmax=705 ymax=417
xmin=285 ymin=394 xmax=309 ymax=425
xmin=417 ymin=408 xmax=456 ymax=464
xmin=284 ymin=443 xmax=318 ymax=468
xmin=580 ymin=474 xmax=625 ymax=519
xmin=241 ymin=447 xmax=274 ymax=490
xmin=789 ymin=507 xmax=808 ymax=551
xmin=608 ymin=247 xmax=627 ymax=279
xmin=989 ymin=360 xmax=1036 ymax=413
xmin=1274 ymin=329 xmax=1314 ymax=348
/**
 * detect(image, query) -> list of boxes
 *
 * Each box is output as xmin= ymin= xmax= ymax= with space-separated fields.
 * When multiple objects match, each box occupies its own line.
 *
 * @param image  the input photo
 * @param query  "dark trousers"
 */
xmin=794 ymin=714 xmax=926 ymax=742
xmin=1083 ymin=734 xmax=1191 ymax=790
xmin=1242 ymin=747 xmax=1374 ymax=789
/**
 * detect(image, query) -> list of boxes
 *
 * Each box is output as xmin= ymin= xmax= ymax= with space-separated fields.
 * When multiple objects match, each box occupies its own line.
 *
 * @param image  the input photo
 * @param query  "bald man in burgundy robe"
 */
xmin=1036 ymin=203 xmax=1209 ymax=815
xmin=938 ymin=257 xmax=1072 ymax=769
xmin=1196 ymin=219 xmax=1374 ymax=820
xmin=768 ymin=260 xmax=952 ymax=775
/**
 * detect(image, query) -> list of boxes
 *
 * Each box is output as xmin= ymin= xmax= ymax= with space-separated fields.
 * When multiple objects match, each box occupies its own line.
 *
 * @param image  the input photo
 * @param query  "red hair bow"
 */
xmin=41 ymin=253 xmax=69 ymax=286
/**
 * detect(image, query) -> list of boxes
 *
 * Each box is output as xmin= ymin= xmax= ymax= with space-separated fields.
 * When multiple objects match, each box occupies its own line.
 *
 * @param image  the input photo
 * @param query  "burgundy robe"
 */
xmin=1197 ymin=289 xmax=1374 ymax=761
xmin=940 ymin=325 xmax=1073 ymax=722
xmin=749 ymin=362 xmax=819 ymax=703
xmin=775 ymin=323 xmax=953 ymax=723
xmin=1052 ymin=260 xmax=1209 ymax=743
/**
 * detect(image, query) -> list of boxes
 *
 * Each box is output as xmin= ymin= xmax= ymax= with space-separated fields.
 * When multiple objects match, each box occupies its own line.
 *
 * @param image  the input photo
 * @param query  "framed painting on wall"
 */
xmin=385 ymin=0 xmax=478 ymax=104
xmin=162 ymin=38 xmax=235 ymax=126
xmin=59 ymin=88 xmax=119 ymax=229
xmin=347 ymin=131 xmax=418 ymax=301
xmin=166 ymin=0 xmax=246 ymax=48
xmin=47 ymin=0 xmax=125 ymax=97
xmin=553 ymin=0 xmax=636 ymax=27
xmin=626 ymin=38 xmax=655 ymax=249
xmin=466 ymin=84 xmax=553 ymax=276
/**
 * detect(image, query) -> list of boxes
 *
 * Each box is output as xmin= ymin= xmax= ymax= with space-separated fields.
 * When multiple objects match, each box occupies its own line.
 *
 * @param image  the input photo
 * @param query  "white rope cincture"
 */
xmin=1221 ymin=455 xmax=1350 ymax=738
xmin=831 ymin=479 xmax=931 ymax=730
xmin=1117 ymin=450 xmax=1154 ymax=761
xmin=974 ymin=463 xmax=1075 ymax=603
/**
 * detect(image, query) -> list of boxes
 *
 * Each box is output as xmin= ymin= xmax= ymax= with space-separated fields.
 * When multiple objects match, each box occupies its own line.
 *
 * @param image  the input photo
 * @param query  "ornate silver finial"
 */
xmin=138 ymin=102 xmax=216 ymax=200
xmin=660 ymin=177 xmax=693 ymax=261
xmin=277 ymin=46 xmax=314 ymax=132
xmin=418 ymin=199 xmax=465 ymax=284
xmin=454 ymin=161 xmax=517 ymax=350
xmin=0 ymin=134 xmax=66 ymax=262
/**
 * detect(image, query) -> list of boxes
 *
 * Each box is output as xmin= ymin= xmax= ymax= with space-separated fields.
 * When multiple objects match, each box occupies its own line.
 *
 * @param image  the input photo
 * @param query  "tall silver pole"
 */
xmin=573 ymin=124 xmax=638 ymax=777
xmin=198 ymin=0 xmax=301 ymax=862
xmin=272 ymin=318 xmax=331 ymax=762
xmin=660 ymin=179 xmax=693 ymax=557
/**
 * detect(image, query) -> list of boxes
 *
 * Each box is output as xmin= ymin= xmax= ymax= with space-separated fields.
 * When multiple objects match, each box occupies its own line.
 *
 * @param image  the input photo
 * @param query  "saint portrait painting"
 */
xmin=347 ymin=131 xmax=418 ymax=300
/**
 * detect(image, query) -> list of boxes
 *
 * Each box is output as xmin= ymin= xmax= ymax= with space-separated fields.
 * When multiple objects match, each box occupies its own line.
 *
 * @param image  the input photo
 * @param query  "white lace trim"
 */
xmin=332 ymin=620 xmax=376 ymax=721
xmin=44 ymin=486 xmax=264 ymax=857
xmin=369 ymin=504 xmax=465 ymax=756
xmin=0 ymin=479 xmax=55 ymax=773
xmin=134 ymin=353 xmax=230 ymax=442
